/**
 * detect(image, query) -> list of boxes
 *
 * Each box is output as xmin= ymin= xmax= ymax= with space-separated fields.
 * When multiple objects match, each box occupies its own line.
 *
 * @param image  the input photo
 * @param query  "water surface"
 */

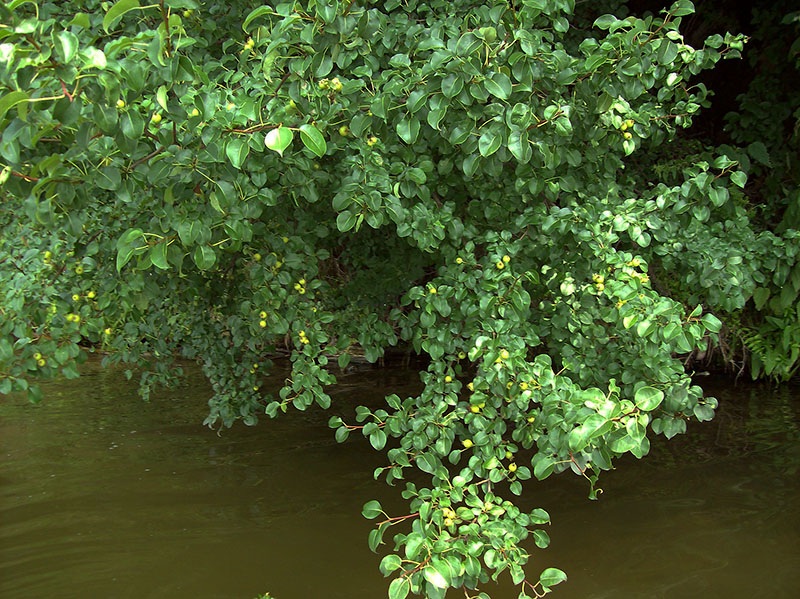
xmin=1 ymin=362 xmax=798 ymax=598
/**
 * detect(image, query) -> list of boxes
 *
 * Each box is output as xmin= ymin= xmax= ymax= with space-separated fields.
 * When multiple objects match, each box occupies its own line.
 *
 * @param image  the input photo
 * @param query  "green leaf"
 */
xmin=53 ymin=30 xmax=80 ymax=64
xmin=0 ymin=91 xmax=29 ymax=123
xmin=177 ymin=221 xmax=200 ymax=246
xmin=226 ymin=138 xmax=250 ymax=169
xmin=265 ymin=127 xmax=293 ymax=156
xmin=634 ymin=386 xmax=664 ymax=411
xmin=388 ymin=577 xmax=410 ymax=599
xmin=193 ymin=245 xmax=216 ymax=270
xmin=336 ymin=210 xmax=358 ymax=232
xmin=115 ymin=228 xmax=143 ymax=272
xmin=593 ymin=14 xmax=618 ymax=30
xmin=380 ymin=554 xmax=403 ymax=576
xmin=730 ymin=171 xmax=747 ymax=188
xmin=484 ymin=72 xmax=512 ymax=100
xmin=701 ymin=313 xmax=722 ymax=333
xmin=362 ymin=499 xmax=382 ymax=519
xmin=539 ymin=567 xmax=567 ymax=589
xmin=150 ymin=241 xmax=169 ymax=270
xmin=96 ymin=166 xmax=121 ymax=191
xmin=242 ymin=6 xmax=275 ymax=32
xmin=478 ymin=129 xmax=502 ymax=157
xmin=396 ymin=117 xmax=420 ymax=144
xmin=299 ymin=124 xmax=326 ymax=157
xmin=508 ymin=130 xmax=531 ymax=162
xmin=423 ymin=567 xmax=448 ymax=590
xmin=746 ymin=141 xmax=770 ymax=166
xmin=156 ymin=85 xmax=168 ymax=111
xmin=103 ymin=0 xmax=141 ymax=33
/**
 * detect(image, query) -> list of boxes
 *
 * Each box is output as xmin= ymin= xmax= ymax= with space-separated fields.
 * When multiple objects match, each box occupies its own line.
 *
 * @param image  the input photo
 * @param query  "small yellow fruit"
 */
xmin=299 ymin=278 xmax=306 ymax=285
xmin=37 ymin=358 xmax=46 ymax=367
xmin=623 ymin=131 xmax=632 ymax=140
xmin=330 ymin=78 xmax=343 ymax=92
xmin=151 ymin=113 xmax=162 ymax=124
xmin=467 ymin=382 xmax=474 ymax=391
xmin=253 ymin=253 xmax=262 ymax=261
xmin=462 ymin=439 xmax=473 ymax=448
xmin=318 ymin=79 xmax=330 ymax=89
xmin=429 ymin=287 xmax=437 ymax=294
xmin=620 ymin=122 xmax=628 ymax=131
xmin=259 ymin=311 xmax=267 ymax=319
xmin=44 ymin=250 xmax=52 ymax=261
xmin=253 ymin=386 xmax=259 ymax=391
xmin=458 ymin=351 xmax=466 ymax=359
xmin=249 ymin=368 xmax=256 ymax=374
xmin=259 ymin=320 xmax=267 ymax=328
xmin=190 ymin=108 xmax=200 ymax=117
xmin=527 ymin=416 xmax=535 ymax=423
xmin=444 ymin=517 xmax=454 ymax=527
xmin=74 ymin=266 xmax=84 ymax=274
xmin=478 ymin=402 xmax=485 ymax=409
xmin=519 ymin=382 xmax=528 ymax=390
xmin=72 ymin=294 xmax=80 ymax=302
xmin=596 ymin=282 xmax=605 ymax=291
xmin=104 ymin=328 xmax=112 ymax=335
xmin=444 ymin=375 xmax=452 ymax=383
xmin=33 ymin=352 xmax=42 ymax=360
xmin=500 ymin=349 xmax=510 ymax=360
xmin=470 ymin=405 xmax=480 ymax=413
xmin=298 ymin=288 xmax=306 ymax=294
xmin=226 ymin=102 xmax=236 ymax=111
xmin=626 ymin=119 xmax=635 ymax=128
xmin=366 ymin=136 xmax=378 ymax=146
xmin=508 ymin=463 xmax=517 ymax=472
xmin=502 ymin=254 xmax=510 ymax=263
xmin=183 ymin=9 xmax=194 ymax=18
xmin=456 ymin=257 xmax=463 ymax=264
xmin=116 ymin=99 xmax=126 ymax=109
xmin=496 ymin=260 xmax=505 ymax=269
xmin=505 ymin=451 xmax=513 ymax=459
xmin=506 ymin=382 xmax=513 ymax=389
xmin=339 ymin=125 xmax=350 ymax=137
xmin=253 ymin=363 xmax=258 ymax=369
xmin=299 ymin=330 xmax=306 ymax=337
xmin=87 ymin=291 xmax=96 ymax=299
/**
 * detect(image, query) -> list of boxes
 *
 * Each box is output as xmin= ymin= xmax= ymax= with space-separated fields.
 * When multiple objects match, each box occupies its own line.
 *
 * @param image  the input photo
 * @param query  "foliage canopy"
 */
xmin=0 ymin=0 xmax=796 ymax=597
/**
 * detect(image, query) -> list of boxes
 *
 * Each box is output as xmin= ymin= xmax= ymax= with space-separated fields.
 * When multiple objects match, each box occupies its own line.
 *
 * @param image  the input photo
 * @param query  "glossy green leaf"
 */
xmin=265 ymin=127 xmax=293 ymax=156
xmin=226 ymin=138 xmax=250 ymax=169
xmin=103 ymin=0 xmax=140 ymax=32
xmin=150 ymin=242 xmax=169 ymax=270
xmin=299 ymin=124 xmax=326 ymax=157
xmin=53 ymin=30 xmax=79 ymax=64
xmin=396 ymin=117 xmax=420 ymax=144
xmin=539 ymin=567 xmax=567 ymax=589
xmin=0 ymin=91 xmax=29 ymax=123
xmin=388 ymin=577 xmax=410 ymax=599
xmin=362 ymin=499 xmax=382 ymax=519
xmin=478 ymin=129 xmax=502 ymax=157
xmin=193 ymin=245 xmax=216 ymax=270
xmin=634 ymin=386 xmax=664 ymax=411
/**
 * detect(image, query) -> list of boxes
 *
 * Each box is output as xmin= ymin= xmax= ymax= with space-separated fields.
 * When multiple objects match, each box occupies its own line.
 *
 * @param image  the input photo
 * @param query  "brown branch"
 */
xmin=127 ymin=147 xmax=166 ymax=172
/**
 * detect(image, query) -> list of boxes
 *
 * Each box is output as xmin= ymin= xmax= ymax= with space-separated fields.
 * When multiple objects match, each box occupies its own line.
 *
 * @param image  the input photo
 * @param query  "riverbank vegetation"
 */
xmin=1 ymin=1 xmax=797 ymax=597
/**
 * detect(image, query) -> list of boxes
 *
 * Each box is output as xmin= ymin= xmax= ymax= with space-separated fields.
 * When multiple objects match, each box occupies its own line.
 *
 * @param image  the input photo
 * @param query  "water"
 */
xmin=1 ymin=360 xmax=799 ymax=599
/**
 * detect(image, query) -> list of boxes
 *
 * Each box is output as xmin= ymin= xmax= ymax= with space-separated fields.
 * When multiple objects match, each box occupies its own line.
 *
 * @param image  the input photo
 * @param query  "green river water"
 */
xmin=1 ymin=359 xmax=799 ymax=599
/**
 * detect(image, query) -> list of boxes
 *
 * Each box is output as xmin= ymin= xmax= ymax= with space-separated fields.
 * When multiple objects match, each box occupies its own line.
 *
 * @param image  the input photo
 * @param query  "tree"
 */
xmin=0 ymin=0 xmax=769 ymax=597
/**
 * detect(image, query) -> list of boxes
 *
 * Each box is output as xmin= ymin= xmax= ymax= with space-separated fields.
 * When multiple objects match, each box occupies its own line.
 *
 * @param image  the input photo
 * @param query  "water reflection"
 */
xmin=1 ymin=363 xmax=798 ymax=599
